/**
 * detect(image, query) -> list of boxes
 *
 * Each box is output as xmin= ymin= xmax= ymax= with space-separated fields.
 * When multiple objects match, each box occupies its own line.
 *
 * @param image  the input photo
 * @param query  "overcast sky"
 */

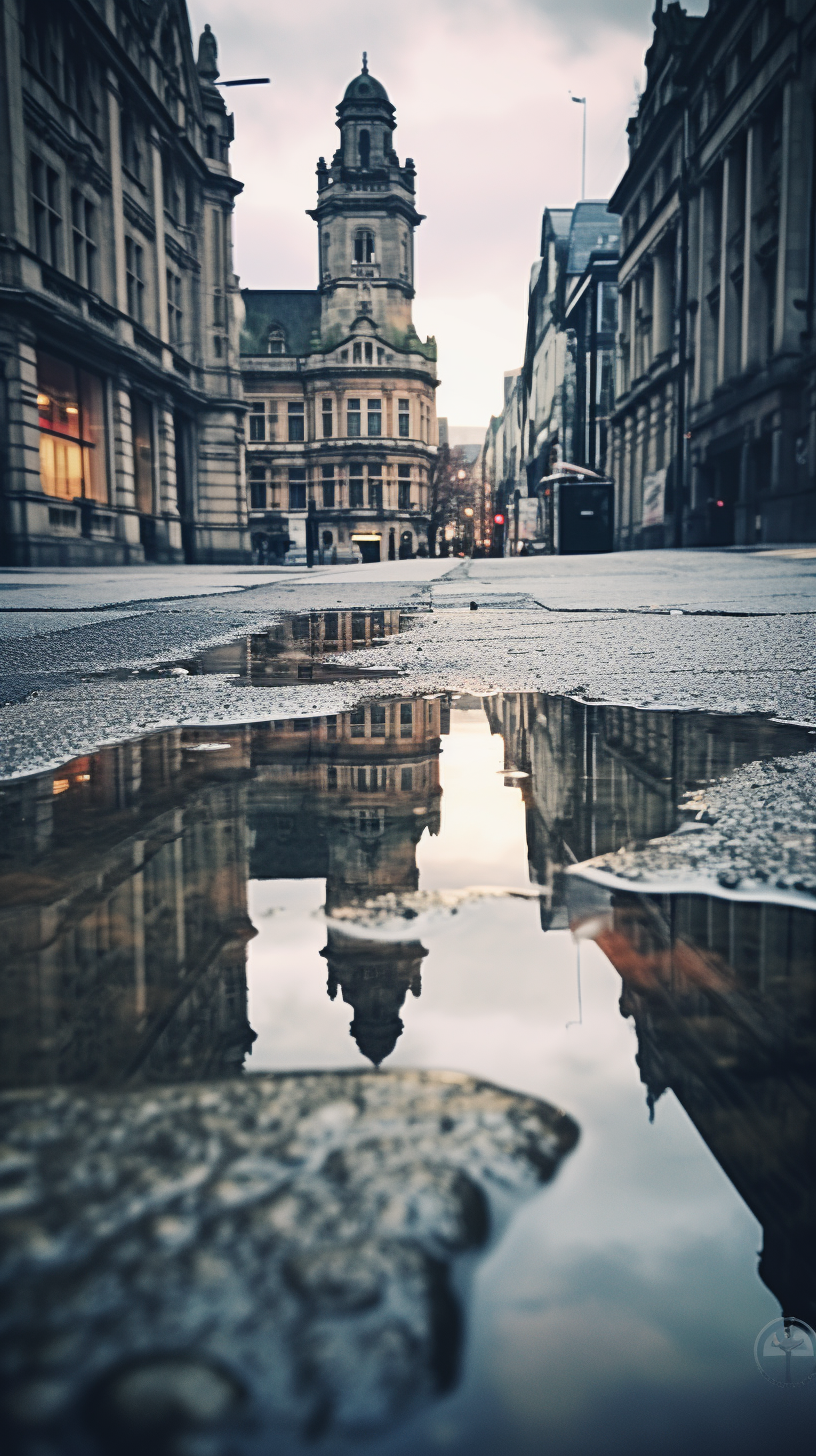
xmin=188 ymin=0 xmax=708 ymax=429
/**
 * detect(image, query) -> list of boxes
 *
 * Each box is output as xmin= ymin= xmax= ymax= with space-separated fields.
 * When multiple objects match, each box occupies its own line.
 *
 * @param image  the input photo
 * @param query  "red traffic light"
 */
xmin=494 ymin=513 xmax=505 ymax=526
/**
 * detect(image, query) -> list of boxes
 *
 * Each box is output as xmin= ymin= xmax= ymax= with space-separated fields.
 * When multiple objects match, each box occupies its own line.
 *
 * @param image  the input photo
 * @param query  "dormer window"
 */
xmin=359 ymin=129 xmax=371 ymax=169
xmin=354 ymin=230 xmax=375 ymax=264
xmin=268 ymin=326 xmax=286 ymax=355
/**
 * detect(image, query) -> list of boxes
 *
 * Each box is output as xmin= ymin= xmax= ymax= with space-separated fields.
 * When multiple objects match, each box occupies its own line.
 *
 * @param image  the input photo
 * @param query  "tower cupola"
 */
xmin=335 ymin=54 xmax=397 ymax=173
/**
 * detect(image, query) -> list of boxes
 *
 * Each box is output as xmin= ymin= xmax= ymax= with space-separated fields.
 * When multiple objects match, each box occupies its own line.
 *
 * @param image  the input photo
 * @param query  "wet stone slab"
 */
xmin=0 ymin=1071 xmax=577 ymax=1452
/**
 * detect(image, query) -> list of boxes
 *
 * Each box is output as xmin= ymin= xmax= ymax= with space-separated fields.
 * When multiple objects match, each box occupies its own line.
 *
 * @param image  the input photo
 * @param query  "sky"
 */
xmin=187 ymin=0 xmax=708 ymax=429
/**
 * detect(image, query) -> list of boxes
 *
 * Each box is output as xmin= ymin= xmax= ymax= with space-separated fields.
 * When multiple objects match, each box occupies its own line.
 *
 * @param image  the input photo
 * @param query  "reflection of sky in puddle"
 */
xmin=246 ymin=709 xmax=815 ymax=1454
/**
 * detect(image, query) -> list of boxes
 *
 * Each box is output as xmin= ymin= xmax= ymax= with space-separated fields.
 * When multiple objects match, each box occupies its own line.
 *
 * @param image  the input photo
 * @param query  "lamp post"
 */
xmin=570 ymin=94 xmax=587 ymax=200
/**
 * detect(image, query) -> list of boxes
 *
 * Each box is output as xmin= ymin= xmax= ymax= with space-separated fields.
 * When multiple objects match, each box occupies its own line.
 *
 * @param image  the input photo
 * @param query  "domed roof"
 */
xmin=341 ymin=56 xmax=390 ymax=106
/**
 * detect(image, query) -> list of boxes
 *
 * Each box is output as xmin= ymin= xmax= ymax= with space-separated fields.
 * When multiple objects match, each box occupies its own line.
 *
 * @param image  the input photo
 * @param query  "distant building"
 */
xmin=240 ymin=59 xmax=438 ymax=564
xmin=522 ymin=201 xmax=620 ymax=496
xmin=611 ymin=0 xmax=816 ymax=547
xmin=0 ymin=5 xmax=248 ymax=565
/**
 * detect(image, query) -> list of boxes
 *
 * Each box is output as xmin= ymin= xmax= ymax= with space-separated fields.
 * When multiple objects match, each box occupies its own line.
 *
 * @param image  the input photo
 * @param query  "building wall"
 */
xmin=0 ymin=0 xmax=248 ymax=565
xmin=243 ymin=352 xmax=435 ymax=563
xmin=611 ymin=0 xmax=816 ymax=549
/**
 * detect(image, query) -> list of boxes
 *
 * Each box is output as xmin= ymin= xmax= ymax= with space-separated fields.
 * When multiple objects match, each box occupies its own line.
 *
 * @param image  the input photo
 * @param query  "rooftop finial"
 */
xmin=362 ymin=51 xmax=368 ymax=74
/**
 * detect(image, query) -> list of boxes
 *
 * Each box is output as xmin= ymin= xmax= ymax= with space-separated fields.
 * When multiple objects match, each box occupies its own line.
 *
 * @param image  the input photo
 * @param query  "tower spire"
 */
xmin=362 ymin=51 xmax=368 ymax=74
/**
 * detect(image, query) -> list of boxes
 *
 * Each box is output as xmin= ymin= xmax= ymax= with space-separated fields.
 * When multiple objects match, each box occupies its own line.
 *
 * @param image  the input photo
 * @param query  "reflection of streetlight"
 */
xmin=457 ymin=469 xmax=466 ymax=480
xmin=464 ymin=507 xmax=473 ymax=517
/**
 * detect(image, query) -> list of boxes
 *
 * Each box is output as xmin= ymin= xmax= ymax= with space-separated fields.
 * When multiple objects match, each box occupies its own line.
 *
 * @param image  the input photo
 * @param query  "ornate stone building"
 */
xmin=0 ymin=1 xmax=248 ymax=564
xmin=240 ymin=58 xmax=438 ymax=564
xmin=610 ymin=0 xmax=816 ymax=548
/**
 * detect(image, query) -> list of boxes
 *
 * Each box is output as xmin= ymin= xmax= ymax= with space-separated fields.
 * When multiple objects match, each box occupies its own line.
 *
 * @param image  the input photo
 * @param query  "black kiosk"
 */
xmin=541 ymin=465 xmax=614 ymax=554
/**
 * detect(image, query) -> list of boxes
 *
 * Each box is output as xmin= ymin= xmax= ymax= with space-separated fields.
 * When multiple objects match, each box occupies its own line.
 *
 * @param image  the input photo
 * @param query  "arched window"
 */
xmin=359 ymin=129 xmax=370 ymax=169
xmin=354 ymin=230 xmax=375 ymax=265
xmin=268 ymin=326 xmax=286 ymax=355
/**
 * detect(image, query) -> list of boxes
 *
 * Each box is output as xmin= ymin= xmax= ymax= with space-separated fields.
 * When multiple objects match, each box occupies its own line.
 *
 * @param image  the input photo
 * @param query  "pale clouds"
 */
xmin=188 ymin=1 xmax=707 ymax=426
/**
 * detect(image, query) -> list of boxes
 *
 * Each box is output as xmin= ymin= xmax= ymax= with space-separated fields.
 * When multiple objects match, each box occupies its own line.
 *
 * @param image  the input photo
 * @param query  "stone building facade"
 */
xmin=610 ymin=0 xmax=816 ymax=548
xmin=522 ymin=202 xmax=620 ymax=495
xmin=0 ymin=1 xmax=248 ymax=565
xmin=240 ymin=59 xmax=438 ymax=565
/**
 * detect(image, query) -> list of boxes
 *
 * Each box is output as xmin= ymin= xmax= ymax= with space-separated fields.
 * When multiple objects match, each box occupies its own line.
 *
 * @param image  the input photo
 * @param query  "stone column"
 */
xmin=741 ymin=123 xmax=764 ymax=372
xmin=652 ymin=246 xmax=672 ymax=359
xmin=149 ymin=127 xmax=171 ymax=357
xmin=105 ymin=75 xmax=129 ymax=327
xmin=157 ymin=403 xmax=182 ymax=557
xmin=774 ymin=77 xmax=809 ymax=357
xmin=716 ymin=153 xmax=733 ymax=387
xmin=629 ymin=280 xmax=637 ymax=387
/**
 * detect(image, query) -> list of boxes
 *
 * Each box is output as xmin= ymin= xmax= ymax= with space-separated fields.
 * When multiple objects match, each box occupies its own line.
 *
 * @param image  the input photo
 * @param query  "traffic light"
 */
xmin=492 ymin=511 xmax=505 ymax=556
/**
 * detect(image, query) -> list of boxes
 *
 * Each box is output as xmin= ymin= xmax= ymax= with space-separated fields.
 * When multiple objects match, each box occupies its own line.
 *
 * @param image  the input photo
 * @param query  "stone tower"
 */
xmin=309 ymin=55 xmax=424 ymax=349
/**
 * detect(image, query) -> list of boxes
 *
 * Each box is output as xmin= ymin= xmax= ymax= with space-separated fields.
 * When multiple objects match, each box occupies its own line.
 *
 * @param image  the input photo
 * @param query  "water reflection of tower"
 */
xmin=579 ymin=888 xmax=816 ymax=1328
xmin=250 ymin=689 xmax=443 ymax=1063
xmin=0 ymin=729 xmax=257 ymax=1088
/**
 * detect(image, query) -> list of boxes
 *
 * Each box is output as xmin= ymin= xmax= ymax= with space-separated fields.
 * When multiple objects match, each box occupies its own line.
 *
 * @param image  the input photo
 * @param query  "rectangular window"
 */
xmin=167 ymin=270 xmax=183 ymax=345
xmin=322 ymin=397 xmax=333 ymax=438
xmin=370 ymin=704 xmax=386 ymax=738
xmin=288 ymin=468 xmax=306 ymax=510
xmin=368 ymin=473 xmax=383 ymax=510
xmin=125 ymin=237 xmax=144 ymax=323
xmin=327 ymin=765 xmax=337 ymax=789
xmin=398 ymin=399 xmax=410 ymax=437
xmin=398 ymin=465 xmax=411 ymax=510
xmin=31 ymin=157 xmax=62 ymax=269
xmin=347 ymin=398 xmax=361 ymax=437
xmin=71 ymin=192 xmax=96 ymax=291
xmin=399 ymin=701 xmax=413 ymax=738
xmin=36 ymin=351 xmax=108 ymax=504
xmin=350 ymin=706 xmax=366 ymax=738
xmin=367 ymin=399 xmax=382 ymax=437
xmin=364 ymin=342 xmax=373 ymax=364
xmin=131 ymin=394 xmax=154 ymax=513
xmin=249 ymin=468 xmax=266 ymax=510
xmin=352 ymin=343 xmax=362 ymax=363
xmin=288 ymin=401 xmax=305 ymax=442
xmin=401 ymin=766 xmax=413 ymax=791
xmin=322 ymin=464 xmax=335 ymax=508
xmin=120 ymin=109 xmax=142 ymax=182
xmin=249 ymin=402 xmax=266 ymax=441
xmin=349 ymin=465 xmax=364 ymax=508
xmin=377 ymin=347 xmax=385 ymax=364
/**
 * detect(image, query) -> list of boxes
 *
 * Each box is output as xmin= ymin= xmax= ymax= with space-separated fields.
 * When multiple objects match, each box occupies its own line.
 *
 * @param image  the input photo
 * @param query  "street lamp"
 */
xmin=570 ymin=93 xmax=587 ymax=200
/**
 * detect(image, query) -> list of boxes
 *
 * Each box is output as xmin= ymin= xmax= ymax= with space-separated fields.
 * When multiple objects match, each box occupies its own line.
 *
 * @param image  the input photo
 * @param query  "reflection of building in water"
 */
xmin=251 ymin=695 xmax=444 ymax=1061
xmin=0 ymin=731 xmax=257 ymax=1088
xmin=582 ymin=890 xmax=816 ymax=1328
xmin=0 ymin=690 xmax=445 ymax=1085
xmin=485 ymin=693 xmax=816 ymax=927
xmin=194 ymin=609 xmax=405 ymax=683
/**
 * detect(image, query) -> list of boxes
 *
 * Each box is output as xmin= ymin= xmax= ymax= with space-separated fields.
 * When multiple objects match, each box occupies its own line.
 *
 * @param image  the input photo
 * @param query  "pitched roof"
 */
xmin=241 ymin=290 xmax=321 ymax=358
xmin=566 ymin=201 xmax=620 ymax=275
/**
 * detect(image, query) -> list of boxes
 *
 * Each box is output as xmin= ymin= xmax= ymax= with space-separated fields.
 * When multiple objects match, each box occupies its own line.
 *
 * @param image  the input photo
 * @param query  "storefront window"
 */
xmin=36 ymin=351 xmax=107 ymax=502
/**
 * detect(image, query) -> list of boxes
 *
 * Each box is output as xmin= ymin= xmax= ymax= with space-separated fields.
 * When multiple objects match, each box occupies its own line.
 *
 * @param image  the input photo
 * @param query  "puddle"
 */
xmin=1 ymin=691 xmax=815 ymax=1454
xmin=110 ymin=610 xmax=411 ymax=684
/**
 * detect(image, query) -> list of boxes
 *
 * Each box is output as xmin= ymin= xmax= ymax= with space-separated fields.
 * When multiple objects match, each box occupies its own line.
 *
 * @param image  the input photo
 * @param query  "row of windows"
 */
xmin=267 ymin=334 xmax=390 ymax=365
xmin=249 ymin=463 xmax=418 ymax=513
xmin=249 ymin=397 xmax=418 ymax=442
